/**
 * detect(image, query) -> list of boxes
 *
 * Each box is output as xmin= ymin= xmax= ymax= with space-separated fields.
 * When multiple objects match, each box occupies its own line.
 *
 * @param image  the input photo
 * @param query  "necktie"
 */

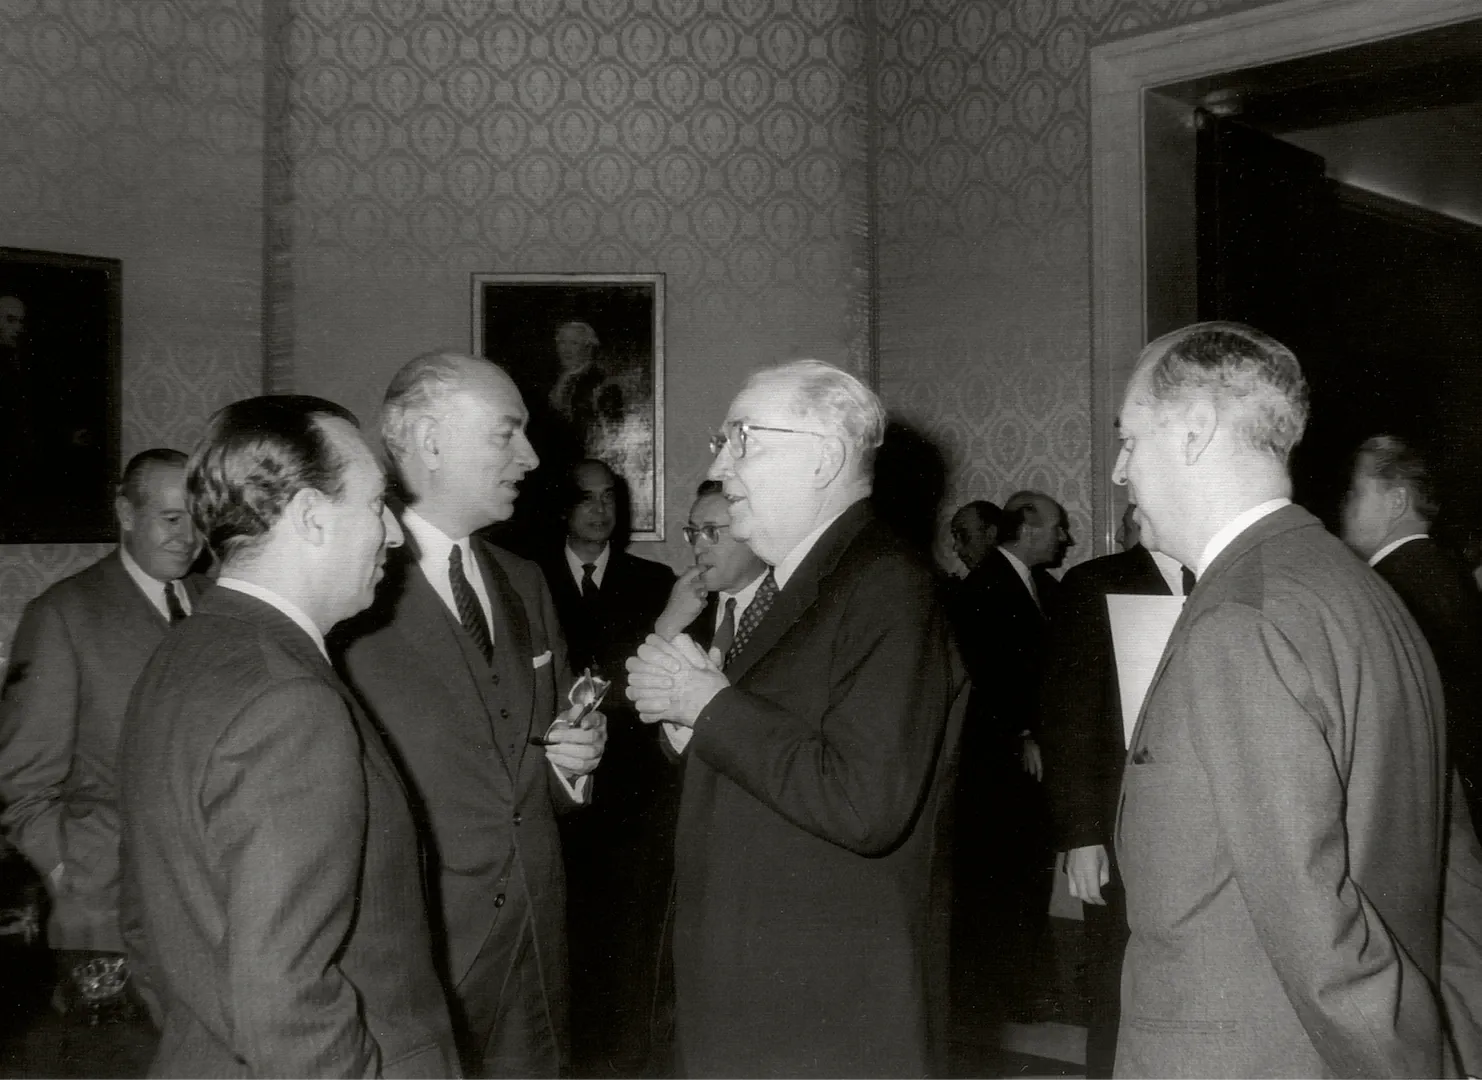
xmin=727 ymin=569 xmax=777 ymax=669
xmin=449 ymin=545 xmax=493 ymax=665
xmin=1181 ymin=566 xmax=1197 ymax=596
xmin=711 ymin=596 xmax=737 ymax=659
xmin=581 ymin=562 xmax=599 ymax=602
xmin=164 ymin=581 xmax=186 ymax=625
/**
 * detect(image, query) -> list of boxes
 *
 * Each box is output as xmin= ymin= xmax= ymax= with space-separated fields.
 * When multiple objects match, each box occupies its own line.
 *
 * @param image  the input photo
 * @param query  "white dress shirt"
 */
xmin=216 ymin=577 xmax=327 ymax=660
xmin=1368 ymin=533 xmax=1428 ymax=568
xmin=565 ymin=542 xmax=611 ymax=591
xmin=401 ymin=508 xmax=494 ymax=644
xmin=1196 ymin=498 xmax=1292 ymax=578
xmin=999 ymin=546 xmax=1039 ymax=608
xmin=1149 ymin=549 xmax=1188 ymax=597
xmin=119 ymin=543 xmax=190 ymax=622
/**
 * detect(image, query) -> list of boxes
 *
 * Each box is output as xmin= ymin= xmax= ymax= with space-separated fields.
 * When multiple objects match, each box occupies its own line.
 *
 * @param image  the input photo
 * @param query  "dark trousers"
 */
xmin=455 ymin=915 xmax=559 ymax=1079
xmin=1080 ymin=870 xmax=1128 ymax=1079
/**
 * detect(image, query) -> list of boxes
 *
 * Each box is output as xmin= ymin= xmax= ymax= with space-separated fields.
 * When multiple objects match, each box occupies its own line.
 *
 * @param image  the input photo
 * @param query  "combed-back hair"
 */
xmin=999 ymin=490 xmax=1049 ymax=545
xmin=962 ymin=499 xmax=1002 ymax=534
xmin=746 ymin=358 xmax=888 ymax=470
xmin=1143 ymin=321 xmax=1309 ymax=460
xmin=380 ymin=351 xmax=485 ymax=467
xmin=1357 ymin=433 xmax=1439 ymax=523
xmin=187 ymin=395 xmax=358 ymax=564
xmin=119 ymin=448 xmax=187 ymax=506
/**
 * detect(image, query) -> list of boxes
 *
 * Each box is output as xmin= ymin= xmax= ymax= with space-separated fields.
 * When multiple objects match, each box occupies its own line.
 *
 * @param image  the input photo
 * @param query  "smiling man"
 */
xmin=1112 ymin=322 xmax=1446 ymax=1076
xmin=626 ymin=359 xmax=961 ymax=1077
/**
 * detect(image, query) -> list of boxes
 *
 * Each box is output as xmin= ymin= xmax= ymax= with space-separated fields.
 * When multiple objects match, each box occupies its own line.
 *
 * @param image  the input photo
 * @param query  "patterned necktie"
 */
xmin=164 ymin=581 xmax=186 ymax=625
xmin=726 ymin=568 xmax=777 ymax=669
xmin=581 ymin=562 xmax=599 ymax=602
xmin=1181 ymin=566 xmax=1197 ymax=596
xmin=711 ymin=596 xmax=737 ymax=659
xmin=449 ymin=545 xmax=493 ymax=665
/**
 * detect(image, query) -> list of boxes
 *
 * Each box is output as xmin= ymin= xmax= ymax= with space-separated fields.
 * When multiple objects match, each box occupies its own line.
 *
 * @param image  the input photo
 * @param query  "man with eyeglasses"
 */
xmin=626 ymin=359 xmax=963 ymax=1077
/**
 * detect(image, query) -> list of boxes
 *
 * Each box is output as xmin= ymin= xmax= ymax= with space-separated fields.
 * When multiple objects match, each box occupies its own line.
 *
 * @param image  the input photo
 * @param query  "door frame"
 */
xmin=1088 ymin=0 xmax=1482 ymax=554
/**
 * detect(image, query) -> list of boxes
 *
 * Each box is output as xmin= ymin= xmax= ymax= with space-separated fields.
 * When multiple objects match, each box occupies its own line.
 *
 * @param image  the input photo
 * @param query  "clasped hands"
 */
xmin=625 ymin=632 xmax=729 ymax=727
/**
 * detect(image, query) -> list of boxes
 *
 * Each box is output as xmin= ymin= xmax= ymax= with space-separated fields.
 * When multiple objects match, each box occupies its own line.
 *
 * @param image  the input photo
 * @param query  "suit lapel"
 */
xmin=102 ymin=552 xmax=173 ymax=630
xmin=473 ymin=540 xmax=536 ymax=776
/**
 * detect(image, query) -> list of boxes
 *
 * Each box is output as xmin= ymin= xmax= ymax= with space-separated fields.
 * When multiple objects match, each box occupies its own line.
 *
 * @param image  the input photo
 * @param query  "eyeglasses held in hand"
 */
xmin=682 ymin=523 xmax=731 ymax=545
xmin=708 ymin=422 xmax=826 ymax=459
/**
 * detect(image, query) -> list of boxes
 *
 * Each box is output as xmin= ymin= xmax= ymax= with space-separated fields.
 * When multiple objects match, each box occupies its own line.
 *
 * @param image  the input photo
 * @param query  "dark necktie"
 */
xmin=449 ymin=545 xmax=493 ymax=665
xmin=581 ymin=562 xmax=599 ymax=603
xmin=727 ymin=569 xmax=778 ymax=669
xmin=711 ymin=596 xmax=737 ymax=659
xmin=164 ymin=581 xmax=186 ymax=625
xmin=1182 ymin=566 xmax=1197 ymax=596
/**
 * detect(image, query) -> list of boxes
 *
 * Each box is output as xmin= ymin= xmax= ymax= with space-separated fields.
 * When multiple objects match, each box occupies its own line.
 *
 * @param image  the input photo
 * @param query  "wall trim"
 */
xmin=1088 ymin=0 xmax=1482 ymax=555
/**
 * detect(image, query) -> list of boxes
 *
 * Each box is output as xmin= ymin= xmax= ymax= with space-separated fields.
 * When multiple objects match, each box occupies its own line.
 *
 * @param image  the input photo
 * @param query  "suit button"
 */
xmin=513 ymin=812 xmax=522 ymax=826
xmin=500 ymin=708 xmax=510 ymax=719
xmin=494 ymin=893 xmax=505 ymax=908
xmin=491 ymin=673 xmax=500 ymax=685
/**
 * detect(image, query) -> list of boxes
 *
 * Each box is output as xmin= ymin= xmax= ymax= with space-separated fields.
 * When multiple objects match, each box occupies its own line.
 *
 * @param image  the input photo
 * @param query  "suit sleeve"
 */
xmin=203 ymin=679 xmax=379 ymax=1078
xmin=1181 ymin=604 xmax=1440 ymax=1076
xmin=0 ymin=597 xmax=78 ymax=883
xmin=1038 ymin=573 xmax=1113 ymax=850
xmin=691 ymin=561 xmax=953 ymax=856
xmin=533 ymin=569 xmax=589 ymax=809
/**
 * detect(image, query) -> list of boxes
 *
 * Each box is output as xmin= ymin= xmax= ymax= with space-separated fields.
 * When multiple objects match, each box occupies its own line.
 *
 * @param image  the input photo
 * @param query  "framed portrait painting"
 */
xmin=0 ymin=248 xmax=121 ymax=544
xmin=473 ymin=272 xmax=665 ymax=541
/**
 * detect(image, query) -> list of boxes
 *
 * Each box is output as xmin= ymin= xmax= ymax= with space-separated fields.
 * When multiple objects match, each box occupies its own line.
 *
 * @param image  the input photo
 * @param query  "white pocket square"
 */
xmin=532 ymin=650 xmax=552 ymax=669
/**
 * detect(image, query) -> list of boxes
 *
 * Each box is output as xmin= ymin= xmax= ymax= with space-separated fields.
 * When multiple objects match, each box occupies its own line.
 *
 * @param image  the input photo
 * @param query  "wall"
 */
xmin=873 ymin=0 xmax=1278 ymax=569
xmin=272 ymin=0 xmax=871 ymax=569
xmin=0 ymin=0 xmax=265 ymax=646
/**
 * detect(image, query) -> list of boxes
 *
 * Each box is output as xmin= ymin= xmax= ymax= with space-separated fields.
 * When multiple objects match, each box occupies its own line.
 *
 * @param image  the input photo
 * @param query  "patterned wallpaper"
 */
xmin=0 ymin=0 xmax=265 ymax=647
xmin=269 ymin=0 xmax=873 ymax=571
xmin=874 ymin=0 xmax=1276 ymax=570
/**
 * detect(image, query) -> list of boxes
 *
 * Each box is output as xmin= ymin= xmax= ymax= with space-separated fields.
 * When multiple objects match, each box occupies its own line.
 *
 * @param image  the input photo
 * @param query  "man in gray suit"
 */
xmin=0 ymin=448 xmax=204 ymax=1030
xmin=119 ymin=396 xmax=458 ymax=1077
xmin=1112 ymin=322 xmax=1447 ymax=1076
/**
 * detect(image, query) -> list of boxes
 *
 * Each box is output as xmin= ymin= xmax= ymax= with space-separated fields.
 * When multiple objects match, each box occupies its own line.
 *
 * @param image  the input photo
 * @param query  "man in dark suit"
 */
xmin=0 ymin=448 xmax=204 ymax=1037
xmin=626 ymin=359 xmax=962 ymax=1077
xmin=654 ymin=479 xmax=769 ymax=650
xmin=1340 ymin=433 xmax=1482 ymax=1071
xmin=948 ymin=499 xmax=1000 ymax=575
xmin=1038 ymin=502 xmax=1186 ymax=1076
xmin=948 ymin=488 xmax=1070 ymax=1023
xmin=337 ymin=352 xmax=606 ymax=1079
xmin=118 ymin=396 xmax=458 ymax=1077
xmin=538 ymin=457 xmax=674 ymax=1074
xmin=1114 ymin=322 xmax=1446 ymax=1076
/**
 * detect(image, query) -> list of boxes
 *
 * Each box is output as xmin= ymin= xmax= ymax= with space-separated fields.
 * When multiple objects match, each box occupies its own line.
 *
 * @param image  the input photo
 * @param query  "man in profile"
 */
xmin=119 ymin=396 xmax=457 ymax=1076
xmin=1114 ymin=322 xmax=1445 ymax=1075
xmin=948 ymin=499 xmax=1000 ymax=576
xmin=627 ymin=359 xmax=961 ymax=1076
xmin=0 ymin=448 xmax=204 ymax=1041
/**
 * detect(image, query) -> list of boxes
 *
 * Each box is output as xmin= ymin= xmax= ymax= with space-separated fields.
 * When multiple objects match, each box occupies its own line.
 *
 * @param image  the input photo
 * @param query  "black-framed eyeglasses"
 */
xmin=708 ymin=422 xmax=826 ymax=459
xmin=681 ymin=523 xmax=731 ymax=545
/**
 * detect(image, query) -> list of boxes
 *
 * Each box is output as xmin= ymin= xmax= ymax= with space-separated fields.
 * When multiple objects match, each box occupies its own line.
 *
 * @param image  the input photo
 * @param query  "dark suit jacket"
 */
xmin=1374 ymin=537 xmax=1482 ymax=828
xmin=1117 ymin=505 xmax=1446 ymax=1077
xmin=118 ymin=587 xmax=456 ymax=1078
xmin=1039 ymin=545 xmax=1170 ymax=853
xmin=671 ymin=502 xmax=963 ymax=1077
xmin=0 ymin=551 xmax=207 ymax=951
xmin=335 ymin=528 xmax=578 ymax=1056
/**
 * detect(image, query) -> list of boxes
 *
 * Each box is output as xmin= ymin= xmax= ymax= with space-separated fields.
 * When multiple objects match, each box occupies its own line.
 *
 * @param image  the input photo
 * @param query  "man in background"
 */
xmin=338 ymin=353 xmax=605 ymax=1078
xmin=1114 ymin=321 xmax=1445 ymax=1075
xmin=1038 ymin=501 xmax=1186 ymax=1076
xmin=120 ymin=396 xmax=457 ymax=1076
xmin=0 ymin=448 xmax=204 ymax=1043
xmin=949 ymin=499 xmax=1000 ymax=576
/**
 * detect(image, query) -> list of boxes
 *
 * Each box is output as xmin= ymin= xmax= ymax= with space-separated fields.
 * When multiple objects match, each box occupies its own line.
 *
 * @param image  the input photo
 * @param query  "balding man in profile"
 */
xmin=1113 ymin=322 xmax=1446 ymax=1075
xmin=626 ymin=359 xmax=962 ymax=1077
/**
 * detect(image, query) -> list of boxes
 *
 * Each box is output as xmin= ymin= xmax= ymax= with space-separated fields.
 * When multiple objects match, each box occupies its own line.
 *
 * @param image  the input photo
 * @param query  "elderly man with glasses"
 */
xmin=627 ymin=359 xmax=964 ymax=1078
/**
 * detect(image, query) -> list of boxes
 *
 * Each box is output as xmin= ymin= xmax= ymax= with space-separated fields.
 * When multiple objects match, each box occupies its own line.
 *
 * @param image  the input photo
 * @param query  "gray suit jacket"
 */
xmin=119 ymin=587 xmax=457 ymax=1078
xmin=1116 ymin=504 xmax=1447 ymax=1077
xmin=0 ymin=550 xmax=205 ymax=950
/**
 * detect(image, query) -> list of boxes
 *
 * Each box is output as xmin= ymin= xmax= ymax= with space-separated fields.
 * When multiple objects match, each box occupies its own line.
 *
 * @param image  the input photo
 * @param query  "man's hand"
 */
xmin=654 ymin=565 xmax=709 ymax=641
xmin=542 ymin=707 xmax=607 ymax=779
xmin=1022 ymin=736 xmax=1044 ymax=781
xmin=625 ymin=633 xmax=728 ymax=727
xmin=1065 ymin=844 xmax=1110 ymax=905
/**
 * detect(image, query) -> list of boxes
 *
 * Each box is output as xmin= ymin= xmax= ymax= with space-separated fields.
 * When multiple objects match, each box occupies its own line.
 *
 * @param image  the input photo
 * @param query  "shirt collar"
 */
xmin=720 ymin=570 xmax=766 ymax=615
xmin=401 ymin=506 xmax=466 ymax=574
xmin=215 ymin=577 xmax=327 ymax=660
xmin=565 ymin=542 xmax=611 ymax=587
xmin=998 ymin=546 xmax=1035 ymax=595
xmin=118 ymin=542 xmax=183 ymax=617
xmin=1368 ymin=532 xmax=1428 ymax=567
xmin=772 ymin=502 xmax=857 ymax=590
xmin=1148 ymin=549 xmax=1188 ymax=596
xmin=1196 ymin=498 xmax=1292 ymax=578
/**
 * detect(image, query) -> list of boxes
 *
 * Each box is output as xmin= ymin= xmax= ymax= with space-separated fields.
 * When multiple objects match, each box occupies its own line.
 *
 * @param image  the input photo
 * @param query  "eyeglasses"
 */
xmin=682 ymin=523 xmax=731 ymax=545
xmin=708 ymin=422 xmax=827 ymax=459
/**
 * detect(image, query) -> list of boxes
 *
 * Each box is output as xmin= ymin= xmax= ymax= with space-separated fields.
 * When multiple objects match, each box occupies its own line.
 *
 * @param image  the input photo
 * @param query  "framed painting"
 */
xmin=473 ymin=272 xmax=665 ymax=541
xmin=0 ymin=247 xmax=121 ymax=544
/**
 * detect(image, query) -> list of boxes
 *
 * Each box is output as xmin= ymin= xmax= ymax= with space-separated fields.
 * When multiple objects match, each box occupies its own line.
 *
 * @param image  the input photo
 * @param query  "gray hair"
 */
xmin=1356 ymin=433 xmax=1438 ymax=523
xmin=747 ymin=359 xmax=887 ymax=469
xmin=1142 ymin=321 xmax=1309 ymax=461
xmin=555 ymin=321 xmax=599 ymax=348
xmin=380 ymin=351 xmax=483 ymax=466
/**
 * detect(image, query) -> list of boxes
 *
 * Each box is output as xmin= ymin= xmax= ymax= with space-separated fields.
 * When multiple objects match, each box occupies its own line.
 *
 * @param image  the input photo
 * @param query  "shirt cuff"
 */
xmin=551 ymin=764 xmax=591 ymax=803
xmin=663 ymin=721 xmax=695 ymax=754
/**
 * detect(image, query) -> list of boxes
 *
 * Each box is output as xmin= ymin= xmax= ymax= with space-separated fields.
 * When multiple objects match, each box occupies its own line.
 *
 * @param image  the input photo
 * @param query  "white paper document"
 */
xmin=1107 ymin=594 xmax=1185 ymax=747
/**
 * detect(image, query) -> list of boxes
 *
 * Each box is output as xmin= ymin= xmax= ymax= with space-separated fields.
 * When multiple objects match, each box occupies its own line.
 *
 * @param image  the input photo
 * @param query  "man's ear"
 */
xmin=114 ymin=493 xmax=134 ymax=535
xmin=286 ymin=487 xmax=326 ymax=546
xmin=1386 ymin=482 xmax=1411 ymax=524
xmin=1183 ymin=397 xmax=1218 ymax=465
xmin=813 ymin=436 xmax=847 ymax=489
xmin=413 ymin=415 xmax=441 ymax=472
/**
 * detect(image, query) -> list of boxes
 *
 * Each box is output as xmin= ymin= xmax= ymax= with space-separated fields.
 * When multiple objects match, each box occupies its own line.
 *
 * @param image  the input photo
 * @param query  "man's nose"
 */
xmin=382 ymin=506 xmax=404 ymax=548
